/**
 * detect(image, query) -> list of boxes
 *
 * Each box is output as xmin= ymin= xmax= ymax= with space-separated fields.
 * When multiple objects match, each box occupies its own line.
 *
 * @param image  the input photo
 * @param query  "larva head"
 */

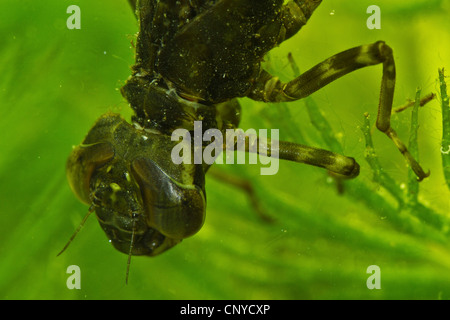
xmin=64 ymin=114 xmax=206 ymax=258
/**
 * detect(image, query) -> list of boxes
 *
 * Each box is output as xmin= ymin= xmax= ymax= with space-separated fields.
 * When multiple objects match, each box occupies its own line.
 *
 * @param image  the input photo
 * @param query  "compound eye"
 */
xmin=66 ymin=142 xmax=115 ymax=204
xmin=131 ymin=158 xmax=206 ymax=239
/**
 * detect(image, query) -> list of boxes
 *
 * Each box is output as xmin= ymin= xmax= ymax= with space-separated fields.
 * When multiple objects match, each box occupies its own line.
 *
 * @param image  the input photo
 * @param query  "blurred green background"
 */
xmin=1 ymin=0 xmax=450 ymax=299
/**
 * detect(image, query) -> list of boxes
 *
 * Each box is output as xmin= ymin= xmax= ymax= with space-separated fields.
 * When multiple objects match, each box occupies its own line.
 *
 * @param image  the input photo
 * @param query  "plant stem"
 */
xmin=361 ymin=113 xmax=405 ymax=206
xmin=407 ymin=88 xmax=421 ymax=205
xmin=439 ymin=68 xmax=450 ymax=191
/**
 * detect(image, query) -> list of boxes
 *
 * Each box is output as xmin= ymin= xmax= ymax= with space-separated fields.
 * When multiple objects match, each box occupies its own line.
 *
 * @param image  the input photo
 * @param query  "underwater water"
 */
xmin=0 ymin=0 xmax=450 ymax=299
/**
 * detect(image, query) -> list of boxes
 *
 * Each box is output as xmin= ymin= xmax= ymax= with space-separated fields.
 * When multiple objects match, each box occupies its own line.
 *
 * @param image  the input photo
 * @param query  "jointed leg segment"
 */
xmin=223 ymin=134 xmax=360 ymax=179
xmin=249 ymin=41 xmax=429 ymax=181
